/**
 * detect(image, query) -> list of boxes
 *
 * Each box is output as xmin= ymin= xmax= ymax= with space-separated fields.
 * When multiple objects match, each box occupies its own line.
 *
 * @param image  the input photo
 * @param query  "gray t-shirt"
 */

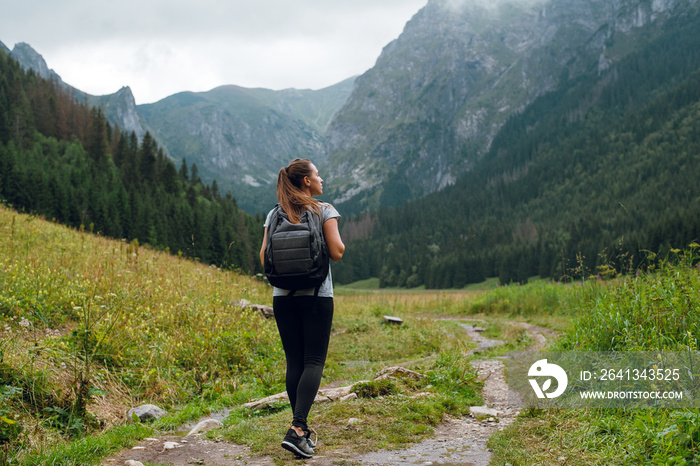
xmin=264 ymin=203 xmax=340 ymax=297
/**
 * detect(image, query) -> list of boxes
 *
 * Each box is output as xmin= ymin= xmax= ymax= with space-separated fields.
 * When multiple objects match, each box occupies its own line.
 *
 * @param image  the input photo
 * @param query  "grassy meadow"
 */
xmin=1 ymin=203 xmax=699 ymax=465
xmin=0 ymin=205 xmax=492 ymax=464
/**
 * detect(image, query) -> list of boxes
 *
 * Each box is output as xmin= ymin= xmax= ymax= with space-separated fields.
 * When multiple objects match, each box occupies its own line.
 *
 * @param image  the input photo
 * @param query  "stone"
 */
xmin=233 ymin=299 xmax=274 ymax=319
xmin=316 ymin=385 xmax=356 ymax=402
xmin=244 ymin=382 xmax=370 ymax=409
xmin=243 ymin=391 xmax=289 ymax=410
xmin=251 ymin=304 xmax=274 ymax=319
xmin=124 ymin=461 xmax=145 ymax=466
xmin=187 ymin=419 xmax=223 ymax=437
xmin=127 ymin=404 xmax=167 ymax=422
xmin=375 ymin=366 xmax=426 ymax=381
xmin=234 ymin=299 xmax=252 ymax=310
xmin=469 ymin=405 xmax=499 ymax=417
xmin=383 ymin=315 xmax=403 ymax=325
xmin=340 ymin=393 xmax=358 ymax=402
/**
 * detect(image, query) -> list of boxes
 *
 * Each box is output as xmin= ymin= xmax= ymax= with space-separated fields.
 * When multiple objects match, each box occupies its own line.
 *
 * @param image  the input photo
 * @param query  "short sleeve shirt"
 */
xmin=264 ymin=203 xmax=340 ymax=297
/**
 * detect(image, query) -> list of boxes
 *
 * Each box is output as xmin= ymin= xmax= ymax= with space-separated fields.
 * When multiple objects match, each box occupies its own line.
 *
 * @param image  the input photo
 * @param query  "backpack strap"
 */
xmin=266 ymin=204 xmax=282 ymax=244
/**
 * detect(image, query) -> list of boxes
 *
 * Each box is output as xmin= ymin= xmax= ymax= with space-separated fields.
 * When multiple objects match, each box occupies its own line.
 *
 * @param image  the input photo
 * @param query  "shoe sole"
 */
xmin=281 ymin=440 xmax=313 ymax=458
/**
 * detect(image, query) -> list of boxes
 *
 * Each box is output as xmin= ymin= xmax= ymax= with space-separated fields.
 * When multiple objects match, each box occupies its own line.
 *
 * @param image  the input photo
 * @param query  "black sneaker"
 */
xmin=281 ymin=428 xmax=314 ymax=458
xmin=304 ymin=428 xmax=316 ymax=450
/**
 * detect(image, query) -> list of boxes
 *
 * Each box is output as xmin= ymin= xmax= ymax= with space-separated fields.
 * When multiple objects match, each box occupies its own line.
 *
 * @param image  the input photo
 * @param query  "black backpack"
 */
xmin=264 ymin=205 xmax=330 ymax=295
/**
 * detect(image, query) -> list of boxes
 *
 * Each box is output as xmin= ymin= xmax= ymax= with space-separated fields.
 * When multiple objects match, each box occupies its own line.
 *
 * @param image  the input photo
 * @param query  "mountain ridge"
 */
xmin=3 ymin=41 xmax=354 ymax=213
xmin=137 ymin=78 xmax=355 ymax=212
xmin=322 ymin=0 xmax=693 ymax=213
xmin=5 ymin=41 xmax=152 ymax=143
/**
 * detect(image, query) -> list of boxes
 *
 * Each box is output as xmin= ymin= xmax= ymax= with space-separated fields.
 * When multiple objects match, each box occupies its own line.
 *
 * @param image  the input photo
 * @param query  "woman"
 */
xmin=259 ymin=158 xmax=345 ymax=458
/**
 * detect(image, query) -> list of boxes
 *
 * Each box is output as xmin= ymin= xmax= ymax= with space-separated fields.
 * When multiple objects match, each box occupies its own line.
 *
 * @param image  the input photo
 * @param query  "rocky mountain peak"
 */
xmin=11 ymin=42 xmax=57 ymax=81
xmin=96 ymin=86 xmax=148 ymax=140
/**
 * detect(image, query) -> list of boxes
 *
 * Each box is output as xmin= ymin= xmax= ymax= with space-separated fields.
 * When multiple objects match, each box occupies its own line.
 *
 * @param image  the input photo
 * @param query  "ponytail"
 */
xmin=277 ymin=158 xmax=321 ymax=224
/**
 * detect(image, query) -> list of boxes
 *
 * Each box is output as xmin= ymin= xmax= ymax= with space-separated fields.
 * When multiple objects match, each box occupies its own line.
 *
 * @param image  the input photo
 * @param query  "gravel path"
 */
xmin=340 ymin=320 xmax=554 ymax=466
xmin=105 ymin=320 xmax=554 ymax=466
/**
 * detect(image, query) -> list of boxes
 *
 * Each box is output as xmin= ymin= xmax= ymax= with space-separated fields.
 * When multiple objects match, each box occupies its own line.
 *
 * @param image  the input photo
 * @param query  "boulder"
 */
xmin=244 ymin=382 xmax=369 ymax=409
xmin=251 ymin=304 xmax=274 ymax=319
xmin=127 ymin=404 xmax=167 ymax=422
xmin=186 ymin=418 xmax=223 ymax=437
xmin=469 ymin=405 xmax=499 ymax=417
xmin=233 ymin=299 xmax=274 ymax=319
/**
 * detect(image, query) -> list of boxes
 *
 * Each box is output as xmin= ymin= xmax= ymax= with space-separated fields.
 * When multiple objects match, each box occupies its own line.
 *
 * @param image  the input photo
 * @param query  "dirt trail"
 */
xmin=104 ymin=320 xmax=554 ymax=466
xmin=344 ymin=321 xmax=554 ymax=466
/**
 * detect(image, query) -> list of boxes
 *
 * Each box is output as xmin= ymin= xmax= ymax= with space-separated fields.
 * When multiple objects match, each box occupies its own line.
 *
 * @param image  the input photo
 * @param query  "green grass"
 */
xmin=336 ymin=277 xmax=381 ymax=290
xmin=341 ymin=275 xmax=503 ymax=292
xmin=0 ymin=206 xmax=488 ymax=463
xmin=219 ymin=346 xmax=482 ymax=461
xmin=0 ymin=205 xmax=277 ymax=463
xmin=485 ymin=246 xmax=700 ymax=465
xmin=18 ymin=423 xmax=153 ymax=466
xmin=557 ymin=248 xmax=700 ymax=351
xmin=3 ymin=204 xmax=699 ymax=465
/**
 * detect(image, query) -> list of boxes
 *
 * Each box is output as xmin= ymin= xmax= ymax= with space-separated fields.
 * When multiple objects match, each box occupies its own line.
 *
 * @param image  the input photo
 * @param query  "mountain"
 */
xmin=4 ymin=41 xmax=353 ymax=213
xmin=0 ymin=49 xmax=261 ymax=274
xmin=323 ymin=0 xmax=695 ymax=212
xmin=9 ymin=42 xmax=64 ymax=83
xmin=89 ymin=86 xmax=149 ymax=141
xmin=6 ymin=42 xmax=151 ymax=142
xmin=333 ymin=0 xmax=700 ymax=287
xmin=137 ymin=79 xmax=355 ymax=213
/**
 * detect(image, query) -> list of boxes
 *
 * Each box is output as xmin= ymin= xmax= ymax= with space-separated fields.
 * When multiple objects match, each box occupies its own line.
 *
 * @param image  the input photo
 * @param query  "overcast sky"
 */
xmin=1 ymin=0 xmax=428 ymax=104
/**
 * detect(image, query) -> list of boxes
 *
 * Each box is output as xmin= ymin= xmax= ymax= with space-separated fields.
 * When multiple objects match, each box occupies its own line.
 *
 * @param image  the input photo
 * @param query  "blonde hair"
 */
xmin=276 ymin=158 xmax=321 ymax=224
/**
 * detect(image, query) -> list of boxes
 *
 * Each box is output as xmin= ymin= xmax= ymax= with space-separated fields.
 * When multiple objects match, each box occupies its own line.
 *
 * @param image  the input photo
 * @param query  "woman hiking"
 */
xmin=259 ymin=158 xmax=345 ymax=458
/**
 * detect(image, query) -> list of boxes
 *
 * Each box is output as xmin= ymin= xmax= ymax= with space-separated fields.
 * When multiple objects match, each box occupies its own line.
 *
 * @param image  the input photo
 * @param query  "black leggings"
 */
xmin=273 ymin=296 xmax=334 ymax=431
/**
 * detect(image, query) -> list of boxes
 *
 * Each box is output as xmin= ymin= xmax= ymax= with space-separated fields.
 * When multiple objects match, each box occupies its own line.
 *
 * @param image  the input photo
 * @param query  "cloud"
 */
xmin=1 ymin=0 xmax=427 ymax=103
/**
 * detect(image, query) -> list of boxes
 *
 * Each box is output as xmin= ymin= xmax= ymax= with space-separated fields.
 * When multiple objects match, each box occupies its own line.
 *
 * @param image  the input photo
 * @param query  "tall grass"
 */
xmin=0 ymin=205 xmax=279 ymax=462
xmin=488 ymin=246 xmax=700 ymax=465
xmin=558 ymin=246 xmax=700 ymax=351
xmin=0 ymin=206 xmax=492 ymax=464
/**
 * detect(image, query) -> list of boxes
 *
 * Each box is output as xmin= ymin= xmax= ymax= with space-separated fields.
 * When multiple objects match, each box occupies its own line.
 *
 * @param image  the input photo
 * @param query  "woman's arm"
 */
xmin=323 ymin=217 xmax=345 ymax=262
xmin=259 ymin=227 xmax=267 ymax=267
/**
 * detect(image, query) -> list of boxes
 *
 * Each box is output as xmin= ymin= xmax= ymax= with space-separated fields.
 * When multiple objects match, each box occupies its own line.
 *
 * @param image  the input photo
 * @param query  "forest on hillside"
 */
xmin=0 ymin=50 xmax=261 ymax=273
xmin=334 ymin=8 xmax=700 ymax=288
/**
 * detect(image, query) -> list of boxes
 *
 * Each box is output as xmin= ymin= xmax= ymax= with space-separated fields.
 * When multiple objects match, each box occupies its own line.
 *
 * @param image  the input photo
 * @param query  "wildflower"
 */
xmin=19 ymin=317 xmax=31 ymax=328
